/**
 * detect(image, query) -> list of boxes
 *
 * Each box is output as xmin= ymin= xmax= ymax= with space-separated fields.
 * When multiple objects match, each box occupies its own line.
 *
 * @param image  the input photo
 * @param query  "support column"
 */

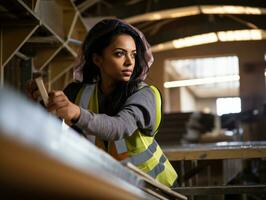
xmin=239 ymin=54 xmax=266 ymax=140
xmin=0 ymin=28 xmax=3 ymax=87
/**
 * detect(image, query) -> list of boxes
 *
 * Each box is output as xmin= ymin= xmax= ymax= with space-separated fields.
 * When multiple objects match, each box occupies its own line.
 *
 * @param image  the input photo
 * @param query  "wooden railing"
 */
xmin=162 ymin=142 xmax=266 ymax=198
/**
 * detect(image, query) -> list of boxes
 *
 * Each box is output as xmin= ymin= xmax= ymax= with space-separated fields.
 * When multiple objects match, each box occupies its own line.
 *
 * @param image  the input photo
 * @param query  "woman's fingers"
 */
xmin=48 ymin=94 xmax=66 ymax=104
xmin=25 ymin=79 xmax=50 ymax=104
xmin=47 ymin=90 xmax=80 ymax=123
xmin=48 ymin=91 xmax=66 ymax=103
xmin=47 ymin=93 xmax=67 ymax=111
xmin=27 ymin=79 xmax=37 ymax=91
xmin=47 ymin=100 xmax=67 ymax=112
xmin=49 ymin=90 xmax=64 ymax=98
xmin=25 ymin=80 xmax=39 ymax=100
xmin=32 ymin=90 xmax=41 ymax=101
xmin=56 ymin=102 xmax=81 ymax=124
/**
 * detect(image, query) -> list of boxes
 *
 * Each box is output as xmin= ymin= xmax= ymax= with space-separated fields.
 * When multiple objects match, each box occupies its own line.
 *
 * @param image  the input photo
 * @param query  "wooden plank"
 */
xmin=56 ymin=0 xmax=75 ymax=9
xmin=21 ymin=0 xmax=39 ymax=10
xmin=0 ymin=88 xmax=155 ymax=200
xmin=54 ymin=0 xmax=76 ymax=40
xmin=17 ymin=0 xmax=41 ymax=20
xmin=48 ymin=52 xmax=75 ymax=84
xmin=34 ymin=0 xmax=41 ymax=12
xmin=35 ymin=0 xmax=65 ymax=39
xmin=53 ymin=68 xmax=73 ymax=90
xmin=173 ymin=185 xmax=266 ymax=195
xmin=64 ymin=42 xmax=78 ymax=57
xmin=27 ymin=36 xmax=60 ymax=44
xmin=0 ymin=132 xmax=150 ymax=200
xmin=67 ymin=16 xmax=87 ymax=53
xmin=2 ymin=25 xmax=39 ymax=67
xmin=0 ymin=28 xmax=3 ymax=87
xmin=50 ymin=72 xmax=71 ymax=91
xmin=50 ymin=68 xmax=74 ymax=90
xmin=69 ymin=15 xmax=87 ymax=40
xmin=126 ymin=162 xmax=187 ymax=200
xmin=15 ymin=51 xmax=30 ymax=61
xmin=41 ymin=24 xmax=65 ymax=44
xmin=77 ymin=0 xmax=100 ymax=12
xmin=62 ymin=9 xmax=76 ymax=40
xmin=64 ymin=68 xmax=73 ymax=86
xmin=67 ymin=12 xmax=79 ymax=39
xmin=33 ymin=45 xmax=63 ymax=70
xmin=163 ymin=142 xmax=266 ymax=161
xmin=35 ymin=77 xmax=49 ymax=105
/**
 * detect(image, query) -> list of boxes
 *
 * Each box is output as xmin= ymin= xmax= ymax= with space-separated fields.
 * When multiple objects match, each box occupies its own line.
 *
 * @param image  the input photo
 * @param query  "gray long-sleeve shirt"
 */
xmin=64 ymin=82 xmax=159 ymax=141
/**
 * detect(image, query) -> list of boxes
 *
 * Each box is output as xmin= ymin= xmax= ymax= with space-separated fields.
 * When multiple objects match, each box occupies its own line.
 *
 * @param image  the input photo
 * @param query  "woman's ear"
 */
xmin=92 ymin=53 xmax=102 ymax=68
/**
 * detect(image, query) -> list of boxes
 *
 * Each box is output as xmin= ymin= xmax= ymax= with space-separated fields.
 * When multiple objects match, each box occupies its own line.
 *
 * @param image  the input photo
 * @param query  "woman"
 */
xmin=29 ymin=19 xmax=177 ymax=187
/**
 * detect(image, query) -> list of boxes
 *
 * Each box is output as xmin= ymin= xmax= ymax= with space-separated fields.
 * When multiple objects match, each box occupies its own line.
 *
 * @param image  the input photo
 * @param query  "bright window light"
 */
xmin=164 ymin=56 xmax=239 ymax=89
xmin=151 ymin=29 xmax=266 ymax=52
xmin=125 ymin=5 xmax=266 ymax=24
xmin=216 ymin=97 xmax=241 ymax=116
xmin=201 ymin=6 xmax=263 ymax=15
xmin=217 ymin=30 xmax=262 ymax=41
xmin=164 ymin=75 xmax=239 ymax=88
xmin=173 ymin=33 xmax=218 ymax=48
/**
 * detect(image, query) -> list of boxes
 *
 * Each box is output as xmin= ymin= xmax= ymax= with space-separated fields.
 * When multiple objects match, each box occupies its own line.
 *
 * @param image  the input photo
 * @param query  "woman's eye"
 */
xmin=132 ymin=53 xmax=137 ymax=58
xmin=115 ymin=51 xmax=125 ymax=57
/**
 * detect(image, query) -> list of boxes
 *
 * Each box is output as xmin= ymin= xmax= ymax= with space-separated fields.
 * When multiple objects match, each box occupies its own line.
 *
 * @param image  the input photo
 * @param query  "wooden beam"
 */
xmin=0 ymin=28 xmax=3 ymax=87
xmin=67 ymin=12 xmax=79 ymax=39
xmin=35 ymin=0 xmax=65 ymax=39
xmin=27 ymin=36 xmax=60 ymax=44
xmin=163 ymin=141 xmax=266 ymax=161
xmin=21 ymin=0 xmax=39 ymax=10
xmin=2 ymin=25 xmax=39 ymax=68
xmin=64 ymin=43 xmax=78 ymax=57
xmin=70 ymin=16 xmax=87 ymax=40
xmin=50 ymin=71 xmax=73 ymax=91
xmin=173 ymin=185 xmax=266 ymax=195
xmin=34 ymin=0 xmax=41 ymax=12
xmin=54 ymin=0 xmax=77 ymax=40
xmin=48 ymin=54 xmax=75 ymax=84
xmin=64 ymin=69 xmax=73 ymax=87
xmin=68 ymin=38 xmax=82 ymax=46
xmin=15 ymin=51 xmax=30 ymax=61
xmin=67 ymin=16 xmax=87 ymax=53
xmin=77 ymin=0 xmax=100 ymax=13
xmin=33 ymin=45 xmax=63 ymax=70
xmin=0 ymin=131 xmax=148 ymax=200
xmin=0 ymin=89 xmax=155 ymax=200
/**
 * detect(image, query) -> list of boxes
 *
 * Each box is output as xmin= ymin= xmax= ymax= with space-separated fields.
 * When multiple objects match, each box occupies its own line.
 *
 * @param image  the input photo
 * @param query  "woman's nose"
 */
xmin=125 ymin=54 xmax=133 ymax=66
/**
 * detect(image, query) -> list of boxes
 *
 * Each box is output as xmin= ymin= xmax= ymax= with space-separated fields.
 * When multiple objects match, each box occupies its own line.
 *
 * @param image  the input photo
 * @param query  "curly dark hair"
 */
xmin=77 ymin=19 xmax=151 ymax=115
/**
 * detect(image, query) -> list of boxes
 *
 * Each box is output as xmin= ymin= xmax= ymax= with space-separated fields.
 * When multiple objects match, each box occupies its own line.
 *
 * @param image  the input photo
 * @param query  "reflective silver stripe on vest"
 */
xmin=121 ymin=140 xmax=158 ymax=166
xmin=79 ymin=85 xmax=95 ymax=108
xmin=147 ymin=154 xmax=167 ymax=178
xmin=115 ymin=139 xmax=128 ymax=154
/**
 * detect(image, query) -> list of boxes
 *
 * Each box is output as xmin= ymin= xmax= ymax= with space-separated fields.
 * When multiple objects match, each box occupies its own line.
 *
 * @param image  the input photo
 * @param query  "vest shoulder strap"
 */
xmin=149 ymin=85 xmax=162 ymax=135
xmin=78 ymin=84 xmax=96 ymax=108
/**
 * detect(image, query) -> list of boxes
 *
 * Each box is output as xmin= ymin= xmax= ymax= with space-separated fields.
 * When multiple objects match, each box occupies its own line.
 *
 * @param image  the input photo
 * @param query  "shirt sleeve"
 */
xmin=75 ymin=86 xmax=159 ymax=141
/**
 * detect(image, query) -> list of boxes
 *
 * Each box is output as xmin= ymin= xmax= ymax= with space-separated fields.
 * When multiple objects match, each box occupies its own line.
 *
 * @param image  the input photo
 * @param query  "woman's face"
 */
xmin=94 ymin=34 xmax=137 ymax=86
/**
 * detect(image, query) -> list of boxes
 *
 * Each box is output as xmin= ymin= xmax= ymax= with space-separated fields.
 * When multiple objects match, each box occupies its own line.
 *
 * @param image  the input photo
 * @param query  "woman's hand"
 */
xmin=47 ymin=91 xmax=80 ymax=125
xmin=25 ymin=79 xmax=41 ymax=102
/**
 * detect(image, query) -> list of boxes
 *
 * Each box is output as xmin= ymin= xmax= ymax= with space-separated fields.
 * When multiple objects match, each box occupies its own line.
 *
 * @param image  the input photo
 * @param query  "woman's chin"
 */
xmin=121 ymin=77 xmax=131 ymax=82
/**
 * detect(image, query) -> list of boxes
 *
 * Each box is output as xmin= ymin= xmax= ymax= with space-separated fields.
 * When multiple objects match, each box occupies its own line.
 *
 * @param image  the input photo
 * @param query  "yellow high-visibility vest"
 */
xmin=75 ymin=84 xmax=178 ymax=187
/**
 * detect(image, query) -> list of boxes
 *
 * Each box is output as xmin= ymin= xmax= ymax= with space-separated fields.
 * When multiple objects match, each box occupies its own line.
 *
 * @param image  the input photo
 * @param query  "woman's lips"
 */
xmin=122 ymin=69 xmax=132 ymax=76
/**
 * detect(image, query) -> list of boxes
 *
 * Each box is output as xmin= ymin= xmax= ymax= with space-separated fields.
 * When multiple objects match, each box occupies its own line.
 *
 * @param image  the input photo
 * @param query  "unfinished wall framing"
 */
xmin=0 ymin=0 xmax=87 ymax=90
